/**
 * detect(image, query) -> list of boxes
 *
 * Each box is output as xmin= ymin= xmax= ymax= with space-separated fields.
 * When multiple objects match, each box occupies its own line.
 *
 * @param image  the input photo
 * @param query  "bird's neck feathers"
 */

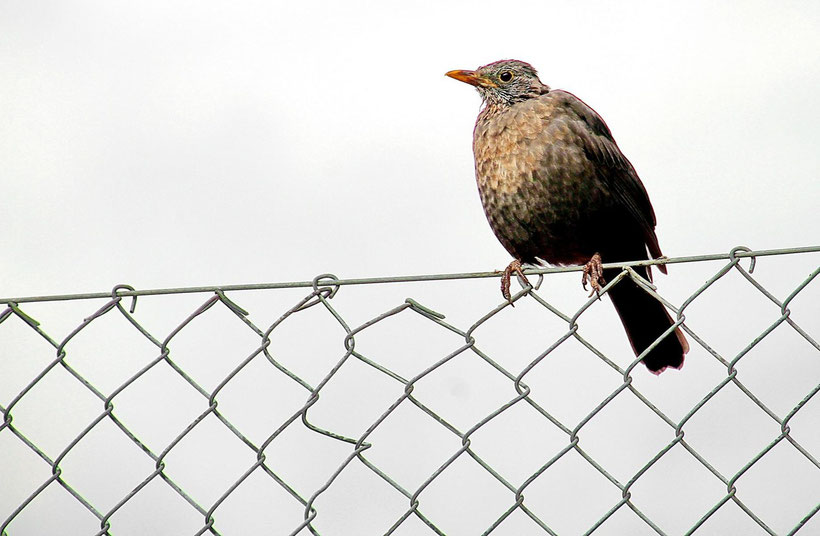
xmin=479 ymin=84 xmax=550 ymax=116
xmin=478 ymin=84 xmax=550 ymax=122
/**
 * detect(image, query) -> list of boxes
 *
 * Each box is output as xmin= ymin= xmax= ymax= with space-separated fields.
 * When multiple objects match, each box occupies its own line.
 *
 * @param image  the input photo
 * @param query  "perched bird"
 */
xmin=446 ymin=59 xmax=688 ymax=373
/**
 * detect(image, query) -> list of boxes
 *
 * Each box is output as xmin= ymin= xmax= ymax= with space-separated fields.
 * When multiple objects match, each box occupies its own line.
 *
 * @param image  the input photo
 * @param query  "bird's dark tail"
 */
xmin=604 ymin=267 xmax=688 ymax=374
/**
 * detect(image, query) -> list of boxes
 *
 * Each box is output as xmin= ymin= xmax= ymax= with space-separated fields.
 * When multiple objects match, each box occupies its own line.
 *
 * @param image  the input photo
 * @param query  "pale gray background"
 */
xmin=1 ymin=1 xmax=819 ymax=535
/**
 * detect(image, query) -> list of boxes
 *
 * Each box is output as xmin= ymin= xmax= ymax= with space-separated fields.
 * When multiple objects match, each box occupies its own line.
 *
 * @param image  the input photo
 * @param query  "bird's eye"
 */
xmin=499 ymin=71 xmax=513 ymax=82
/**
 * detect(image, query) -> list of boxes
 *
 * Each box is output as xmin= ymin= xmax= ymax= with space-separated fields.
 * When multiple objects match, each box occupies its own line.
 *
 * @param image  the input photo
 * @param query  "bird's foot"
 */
xmin=582 ymin=253 xmax=606 ymax=298
xmin=501 ymin=259 xmax=530 ymax=305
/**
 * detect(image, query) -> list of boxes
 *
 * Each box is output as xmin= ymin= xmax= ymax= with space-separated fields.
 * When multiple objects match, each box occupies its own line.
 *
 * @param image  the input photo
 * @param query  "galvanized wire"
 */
xmin=1 ymin=245 xmax=818 ymax=535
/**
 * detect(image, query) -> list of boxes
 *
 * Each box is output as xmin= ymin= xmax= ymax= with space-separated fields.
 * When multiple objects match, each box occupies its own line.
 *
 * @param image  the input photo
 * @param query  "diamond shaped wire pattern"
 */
xmin=1 ymin=246 xmax=818 ymax=535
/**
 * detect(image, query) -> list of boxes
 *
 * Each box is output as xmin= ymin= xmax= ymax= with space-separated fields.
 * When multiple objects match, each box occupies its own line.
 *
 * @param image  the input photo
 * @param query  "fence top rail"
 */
xmin=2 ymin=245 xmax=818 ymax=305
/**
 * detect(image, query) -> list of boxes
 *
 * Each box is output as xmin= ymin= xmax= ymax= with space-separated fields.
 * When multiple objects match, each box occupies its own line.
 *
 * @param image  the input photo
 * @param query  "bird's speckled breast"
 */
xmin=472 ymin=94 xmax=609 ymax=264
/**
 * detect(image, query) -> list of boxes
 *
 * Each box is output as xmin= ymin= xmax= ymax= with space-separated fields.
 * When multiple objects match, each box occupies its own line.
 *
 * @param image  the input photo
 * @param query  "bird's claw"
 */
xmin=501 ymin=259 xmax=530 ymax=305
xmin=582 ymin=253 xmax=605 ymax=299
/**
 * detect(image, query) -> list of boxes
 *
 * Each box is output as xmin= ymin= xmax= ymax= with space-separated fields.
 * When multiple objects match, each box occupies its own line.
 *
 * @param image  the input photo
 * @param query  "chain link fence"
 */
xmin=1 ymin=246 xmax=818 ymax=535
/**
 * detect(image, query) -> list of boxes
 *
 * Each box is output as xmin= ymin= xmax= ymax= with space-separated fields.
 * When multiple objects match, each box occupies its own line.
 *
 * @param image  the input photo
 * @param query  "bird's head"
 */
xmin=446 ymin=59 xmax=549 ymax=106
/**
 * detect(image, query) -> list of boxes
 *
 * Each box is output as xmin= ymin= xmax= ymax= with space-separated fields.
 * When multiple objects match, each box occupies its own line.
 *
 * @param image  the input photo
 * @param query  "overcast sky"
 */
xmin=2 ymin=1 xmax=819 ymax=296
xmin=1 ymin=2 xmax=819 ymax=535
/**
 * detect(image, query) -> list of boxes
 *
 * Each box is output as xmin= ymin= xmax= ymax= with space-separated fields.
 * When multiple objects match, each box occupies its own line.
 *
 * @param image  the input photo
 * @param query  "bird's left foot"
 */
xmin=501 ymin=259 xmax=530 ymax=304
xmin=582 ymin=253 xmax=605 ymax=298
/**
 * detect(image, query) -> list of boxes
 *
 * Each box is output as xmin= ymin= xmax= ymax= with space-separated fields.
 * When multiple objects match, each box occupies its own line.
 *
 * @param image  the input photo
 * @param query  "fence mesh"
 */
xmin=1 ymin=245 xmax=819 ymax=536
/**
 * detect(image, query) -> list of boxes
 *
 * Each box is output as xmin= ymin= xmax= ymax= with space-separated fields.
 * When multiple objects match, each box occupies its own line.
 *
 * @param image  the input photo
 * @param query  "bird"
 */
xmin=446 ymin=59 xmax=688 ymax=374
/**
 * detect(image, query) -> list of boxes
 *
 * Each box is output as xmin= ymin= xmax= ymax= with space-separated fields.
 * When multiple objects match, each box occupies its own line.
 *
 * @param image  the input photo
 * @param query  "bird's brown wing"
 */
xmin=555 ymin=90 xmax=665 ymax=272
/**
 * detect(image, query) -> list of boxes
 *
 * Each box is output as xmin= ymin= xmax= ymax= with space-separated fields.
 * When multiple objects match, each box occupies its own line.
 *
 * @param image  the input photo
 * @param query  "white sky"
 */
xmin=2 ymin=0 xmax=818 ymax=295
xmin=1 ymin=2 xmax=819 ymax=535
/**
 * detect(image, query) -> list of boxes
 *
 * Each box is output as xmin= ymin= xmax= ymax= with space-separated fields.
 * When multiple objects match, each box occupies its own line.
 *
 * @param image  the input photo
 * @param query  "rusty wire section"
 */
xmin=1 ymin=245 xmax=818 ymax=535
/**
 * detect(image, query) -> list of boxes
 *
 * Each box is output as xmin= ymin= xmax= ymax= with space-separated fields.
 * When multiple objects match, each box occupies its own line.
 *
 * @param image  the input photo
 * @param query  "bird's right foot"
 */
xmin=582 ymin=253 xmax=606 ymax=298
xmin=501 ymin=259 xmax=530 ymax=304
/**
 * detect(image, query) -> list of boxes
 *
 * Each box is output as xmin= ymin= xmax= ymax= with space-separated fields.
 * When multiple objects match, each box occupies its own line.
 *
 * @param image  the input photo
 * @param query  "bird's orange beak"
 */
xmin=446 ymin=69 xmax=497 ymax=88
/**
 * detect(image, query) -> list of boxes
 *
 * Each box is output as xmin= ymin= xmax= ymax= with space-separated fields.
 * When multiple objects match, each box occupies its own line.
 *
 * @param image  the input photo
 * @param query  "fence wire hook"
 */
xmin=729 ymin=246 xmax=756 ymax=273
xmin=294 ymin=273 xmax=341 ymax=312
xmin=111 ymin=284 xmax=138 ymax=313
xmin=312 ymin=273 xmax=340 ymax=300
